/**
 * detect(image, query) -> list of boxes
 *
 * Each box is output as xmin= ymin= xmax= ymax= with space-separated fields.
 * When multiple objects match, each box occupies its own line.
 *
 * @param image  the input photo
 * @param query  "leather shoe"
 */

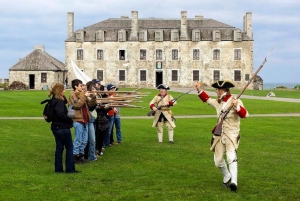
xmin=230 ymin=183 xmax=237 ymax=192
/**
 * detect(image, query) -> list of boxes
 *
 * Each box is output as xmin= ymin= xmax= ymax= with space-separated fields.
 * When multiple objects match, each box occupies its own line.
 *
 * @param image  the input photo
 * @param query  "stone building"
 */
xmin=65 ymin=11 xmax=254 ymax=88
xmin=9 ymin=45 xmax=67 ymax=89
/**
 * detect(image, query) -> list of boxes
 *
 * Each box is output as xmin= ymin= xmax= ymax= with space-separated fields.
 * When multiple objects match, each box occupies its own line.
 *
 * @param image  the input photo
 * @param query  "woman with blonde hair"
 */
xmin=49 ymin=83 xmax=79 ymax=173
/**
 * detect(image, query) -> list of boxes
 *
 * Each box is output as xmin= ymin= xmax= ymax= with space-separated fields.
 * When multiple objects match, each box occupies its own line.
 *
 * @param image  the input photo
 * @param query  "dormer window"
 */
xmin=212 ymin=30 xmax=221 ymax=42
xmin=192 ymin=29 xmax=201 ymax=42
xmin=234 ymin=30 xmax=242 ymax=42
xmin=171 ymin=30 xmax=179 ymax=42
xmin=155 ymin=30 xmax=163 ymax=42
xmin=118 ymin=30 xmax=126 ymax=42
xmin=76 ymin=30 xmax=84 ymax=42
xmin=96 ymin=30 xmax=104 ymax=42
xmin=139 ymin=30 xmax=147 ymax=42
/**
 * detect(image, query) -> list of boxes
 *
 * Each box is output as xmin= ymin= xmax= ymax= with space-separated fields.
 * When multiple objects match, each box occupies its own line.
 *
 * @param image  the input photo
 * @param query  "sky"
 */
xmin=0 ymin=0 xmax=300 ymax=84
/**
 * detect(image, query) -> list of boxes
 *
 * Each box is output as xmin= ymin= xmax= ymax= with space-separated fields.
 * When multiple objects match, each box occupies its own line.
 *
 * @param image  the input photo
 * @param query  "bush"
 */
xmin=293 ymin=84 xmax=300 ymax=89
xmin=0 ymin=83 xmax=8 ymax=88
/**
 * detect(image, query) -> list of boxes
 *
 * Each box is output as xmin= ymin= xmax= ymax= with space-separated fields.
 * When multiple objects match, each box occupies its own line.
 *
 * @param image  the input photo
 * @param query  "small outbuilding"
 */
xmin=9 ymin=45 xmax=67 ymax=90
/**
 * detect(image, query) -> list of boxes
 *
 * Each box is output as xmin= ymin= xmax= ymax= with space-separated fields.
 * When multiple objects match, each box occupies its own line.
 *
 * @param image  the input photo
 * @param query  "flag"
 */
xmin=68 ymin=57 xmax=91 ymax=84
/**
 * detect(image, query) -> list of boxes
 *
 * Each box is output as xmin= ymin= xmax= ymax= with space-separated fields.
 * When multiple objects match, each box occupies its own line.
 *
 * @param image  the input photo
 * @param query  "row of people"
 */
xmin=49 ymin=79 xmax=123 ymax=173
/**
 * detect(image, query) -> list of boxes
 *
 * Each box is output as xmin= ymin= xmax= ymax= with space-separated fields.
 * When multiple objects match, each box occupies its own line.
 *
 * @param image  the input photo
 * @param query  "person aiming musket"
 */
xmin=194 ymin=45 xmax=276 ymax=192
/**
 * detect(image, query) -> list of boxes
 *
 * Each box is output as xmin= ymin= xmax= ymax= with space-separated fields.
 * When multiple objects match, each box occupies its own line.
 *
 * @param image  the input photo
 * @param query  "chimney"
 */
xmin=243 ymin=12 xmax=252 ymax=38
xmin=180 ymin=11 xmax=188 ymax=39
xmin=35 ymin=45 xmax=45 ymax=52
xmin=195 ymin=15 xmax=203 ymax=20
xmin=67 ymin=12 xmax=74 ymax=38
xmin=130 ymin=11 xmax=138 ymax=41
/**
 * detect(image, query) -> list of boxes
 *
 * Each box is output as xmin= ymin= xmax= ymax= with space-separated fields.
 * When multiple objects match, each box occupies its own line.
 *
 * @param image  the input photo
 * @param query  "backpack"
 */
xmin=41 ymin=98 xmax=55 ymax=123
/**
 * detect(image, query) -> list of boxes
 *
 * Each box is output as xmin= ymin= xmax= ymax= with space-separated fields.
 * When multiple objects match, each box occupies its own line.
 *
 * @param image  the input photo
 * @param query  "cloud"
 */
xmin=1 ymin=0 xmax=300 ymax=84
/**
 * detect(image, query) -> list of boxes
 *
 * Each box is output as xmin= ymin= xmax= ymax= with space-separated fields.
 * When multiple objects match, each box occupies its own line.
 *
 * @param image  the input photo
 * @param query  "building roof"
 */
xmin=66 ymin=17 xmax=253 ymax=42
xmin=9 ymin=49 xmax=67 ymax=72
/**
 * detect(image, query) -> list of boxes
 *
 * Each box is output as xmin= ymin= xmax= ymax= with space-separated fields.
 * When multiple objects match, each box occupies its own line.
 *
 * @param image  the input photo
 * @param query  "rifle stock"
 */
xmin=212 ymin=44 xmax=276 ymax=136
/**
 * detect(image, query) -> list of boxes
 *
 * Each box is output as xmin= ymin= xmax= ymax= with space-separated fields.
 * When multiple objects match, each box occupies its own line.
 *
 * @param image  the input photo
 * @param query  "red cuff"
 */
xmin=198 ymin=91 xmax=210 ymax=102
xmin=150 ymin=104 xmax=155 ymax=109
xmin=237 ymin=106 xmax=247 ymax=118
xmin=168 ymin=101 xmax=173 ymax=106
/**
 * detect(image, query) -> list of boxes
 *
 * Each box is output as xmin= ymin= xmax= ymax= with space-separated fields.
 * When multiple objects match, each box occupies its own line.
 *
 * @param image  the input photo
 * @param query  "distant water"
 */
xmin=263 ymin=83 xmax=299 ymax=90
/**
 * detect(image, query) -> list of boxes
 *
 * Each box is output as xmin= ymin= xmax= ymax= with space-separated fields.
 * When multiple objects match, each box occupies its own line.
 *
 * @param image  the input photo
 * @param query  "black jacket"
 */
xmin=51 ymin=97 xmax=73 ymax=130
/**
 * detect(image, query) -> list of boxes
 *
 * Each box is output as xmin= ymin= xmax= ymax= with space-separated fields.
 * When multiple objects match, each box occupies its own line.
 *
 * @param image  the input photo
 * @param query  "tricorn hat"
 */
xmin=157 ymin=84 xmax=170 ymax=90
xmin=211 ymin=80 xmax=235 ymax=89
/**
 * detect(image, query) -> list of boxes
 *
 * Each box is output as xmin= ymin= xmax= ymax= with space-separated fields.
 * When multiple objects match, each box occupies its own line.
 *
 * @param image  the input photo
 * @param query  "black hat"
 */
xmin=92 ymin=79 xmax=100 ymax=84
xmin=157 ymin=84 xmax=170 ymax=90
xmin=107 ymin=84 xmax=116 ymax=91
xmin=211 ymin=80 xmax=235 ymax=89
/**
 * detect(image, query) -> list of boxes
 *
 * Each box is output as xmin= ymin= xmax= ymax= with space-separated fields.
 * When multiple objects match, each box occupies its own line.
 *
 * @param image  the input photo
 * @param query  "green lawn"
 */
xmin=0 ymin=90 xmax=300 ymax=200
xmin=0 ymin=89 xmax=299 ymax=117
xmin=1 ymin=117 xmax=300 ymax=200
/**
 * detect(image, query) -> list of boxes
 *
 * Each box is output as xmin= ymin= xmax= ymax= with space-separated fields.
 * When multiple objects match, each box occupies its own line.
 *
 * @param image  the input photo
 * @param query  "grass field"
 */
xmin=0 ymin=89 xmax=300 ymax=200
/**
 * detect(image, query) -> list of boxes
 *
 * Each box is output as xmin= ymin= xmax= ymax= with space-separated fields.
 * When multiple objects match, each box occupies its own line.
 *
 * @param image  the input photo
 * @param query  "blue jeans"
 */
xmin=52 ymin=129 xmax=75 ymax=173
xmin=87 ymin=122 xmax=97 ymax=160
xmin=73 ymin=122 xmax=88 ymax=155
xmin=105 ymin=115 xmax=115 ymax=147
xmin=114 ymin=117 xmax=122 ymax=142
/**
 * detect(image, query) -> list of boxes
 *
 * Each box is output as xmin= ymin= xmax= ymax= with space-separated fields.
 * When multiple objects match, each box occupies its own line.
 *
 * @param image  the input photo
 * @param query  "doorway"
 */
xmin=155 ymin=71 xmax=163 ymax=87
xmin=29 ymin=74 xmax=35 ymax=89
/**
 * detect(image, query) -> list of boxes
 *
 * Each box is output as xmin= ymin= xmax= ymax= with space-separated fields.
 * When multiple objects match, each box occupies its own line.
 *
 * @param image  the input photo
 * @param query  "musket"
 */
xmin=147 ymin=89 xmax=194 ymax=117
xmin=213 ymin=44 xmax=277 ymax=136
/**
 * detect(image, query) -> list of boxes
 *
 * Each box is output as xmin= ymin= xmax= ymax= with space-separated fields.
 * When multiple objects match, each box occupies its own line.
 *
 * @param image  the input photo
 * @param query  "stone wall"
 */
xmin=65 ymin=40 xmax=253 ymax=88
xmin=9 ymin=71 xmax=65 ymax=89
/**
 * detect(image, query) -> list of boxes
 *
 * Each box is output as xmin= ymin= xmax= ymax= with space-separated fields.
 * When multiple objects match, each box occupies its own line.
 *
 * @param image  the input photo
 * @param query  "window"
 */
xmin=171 ymin=30 xmax=179 ymax=42
xmin=97 ymin=70 xmax=103 ymax=81
xmin=41 ymin=73 xmax=47 ymax=83
xmin=156 ymin=49 xmax=162 ymax=60
xmin=172 ymin=49 xmax=178 ymax=60
xmin=96 ymin=30 xmax=104 ymax=42
xmin=192 ymin=30 xmax=200 ymax=41
xmin=213 ymin=30 xmax=221 ymax=42
xmin=139 ymin=30 xmax=147 ymax=42
xmin=140 ymin=70 xmax=146 ymax=81
xmin=193 ymin=70 xmax=199 ymax=81
xmin=140 ymin=49 xmax=146 ymax=60
xmin=97 ymin=49 xmax=103 ymax=60
xmin=234 ymin=70 xmax=241 ymax=81
xmin=245 ymin=74 xmax=250 ymax=81
xmin=193 ymin=49 xmax=200 ymax=60
xmin=213 ymin=70 xmax=220 ymax=81
xmin=234 ymin=49 xmax=241 ymax=60
xmin=77 ymin=49 xmax=83 ymax=60
xmin=119 ymin=70 xmax=125 ymax=81
xmin=118 ymin=30 xmax=126 ymax=42
xmin=171 ymin=70 xmax=178 ymax=81
xmin=119 ymin=50 xmax=125 ymax=60
xmin=155 ymin=30 xmax=163 ymax=42
xmin=156 ymin=61 xmax=162 ymax=69
xmin=213 ymin=49 xmax=220 ymax=60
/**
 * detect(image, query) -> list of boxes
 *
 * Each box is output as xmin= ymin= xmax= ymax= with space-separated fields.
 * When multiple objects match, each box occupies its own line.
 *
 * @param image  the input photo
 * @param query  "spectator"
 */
xmin=49 ymin=83 xmax=79 ymax=173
